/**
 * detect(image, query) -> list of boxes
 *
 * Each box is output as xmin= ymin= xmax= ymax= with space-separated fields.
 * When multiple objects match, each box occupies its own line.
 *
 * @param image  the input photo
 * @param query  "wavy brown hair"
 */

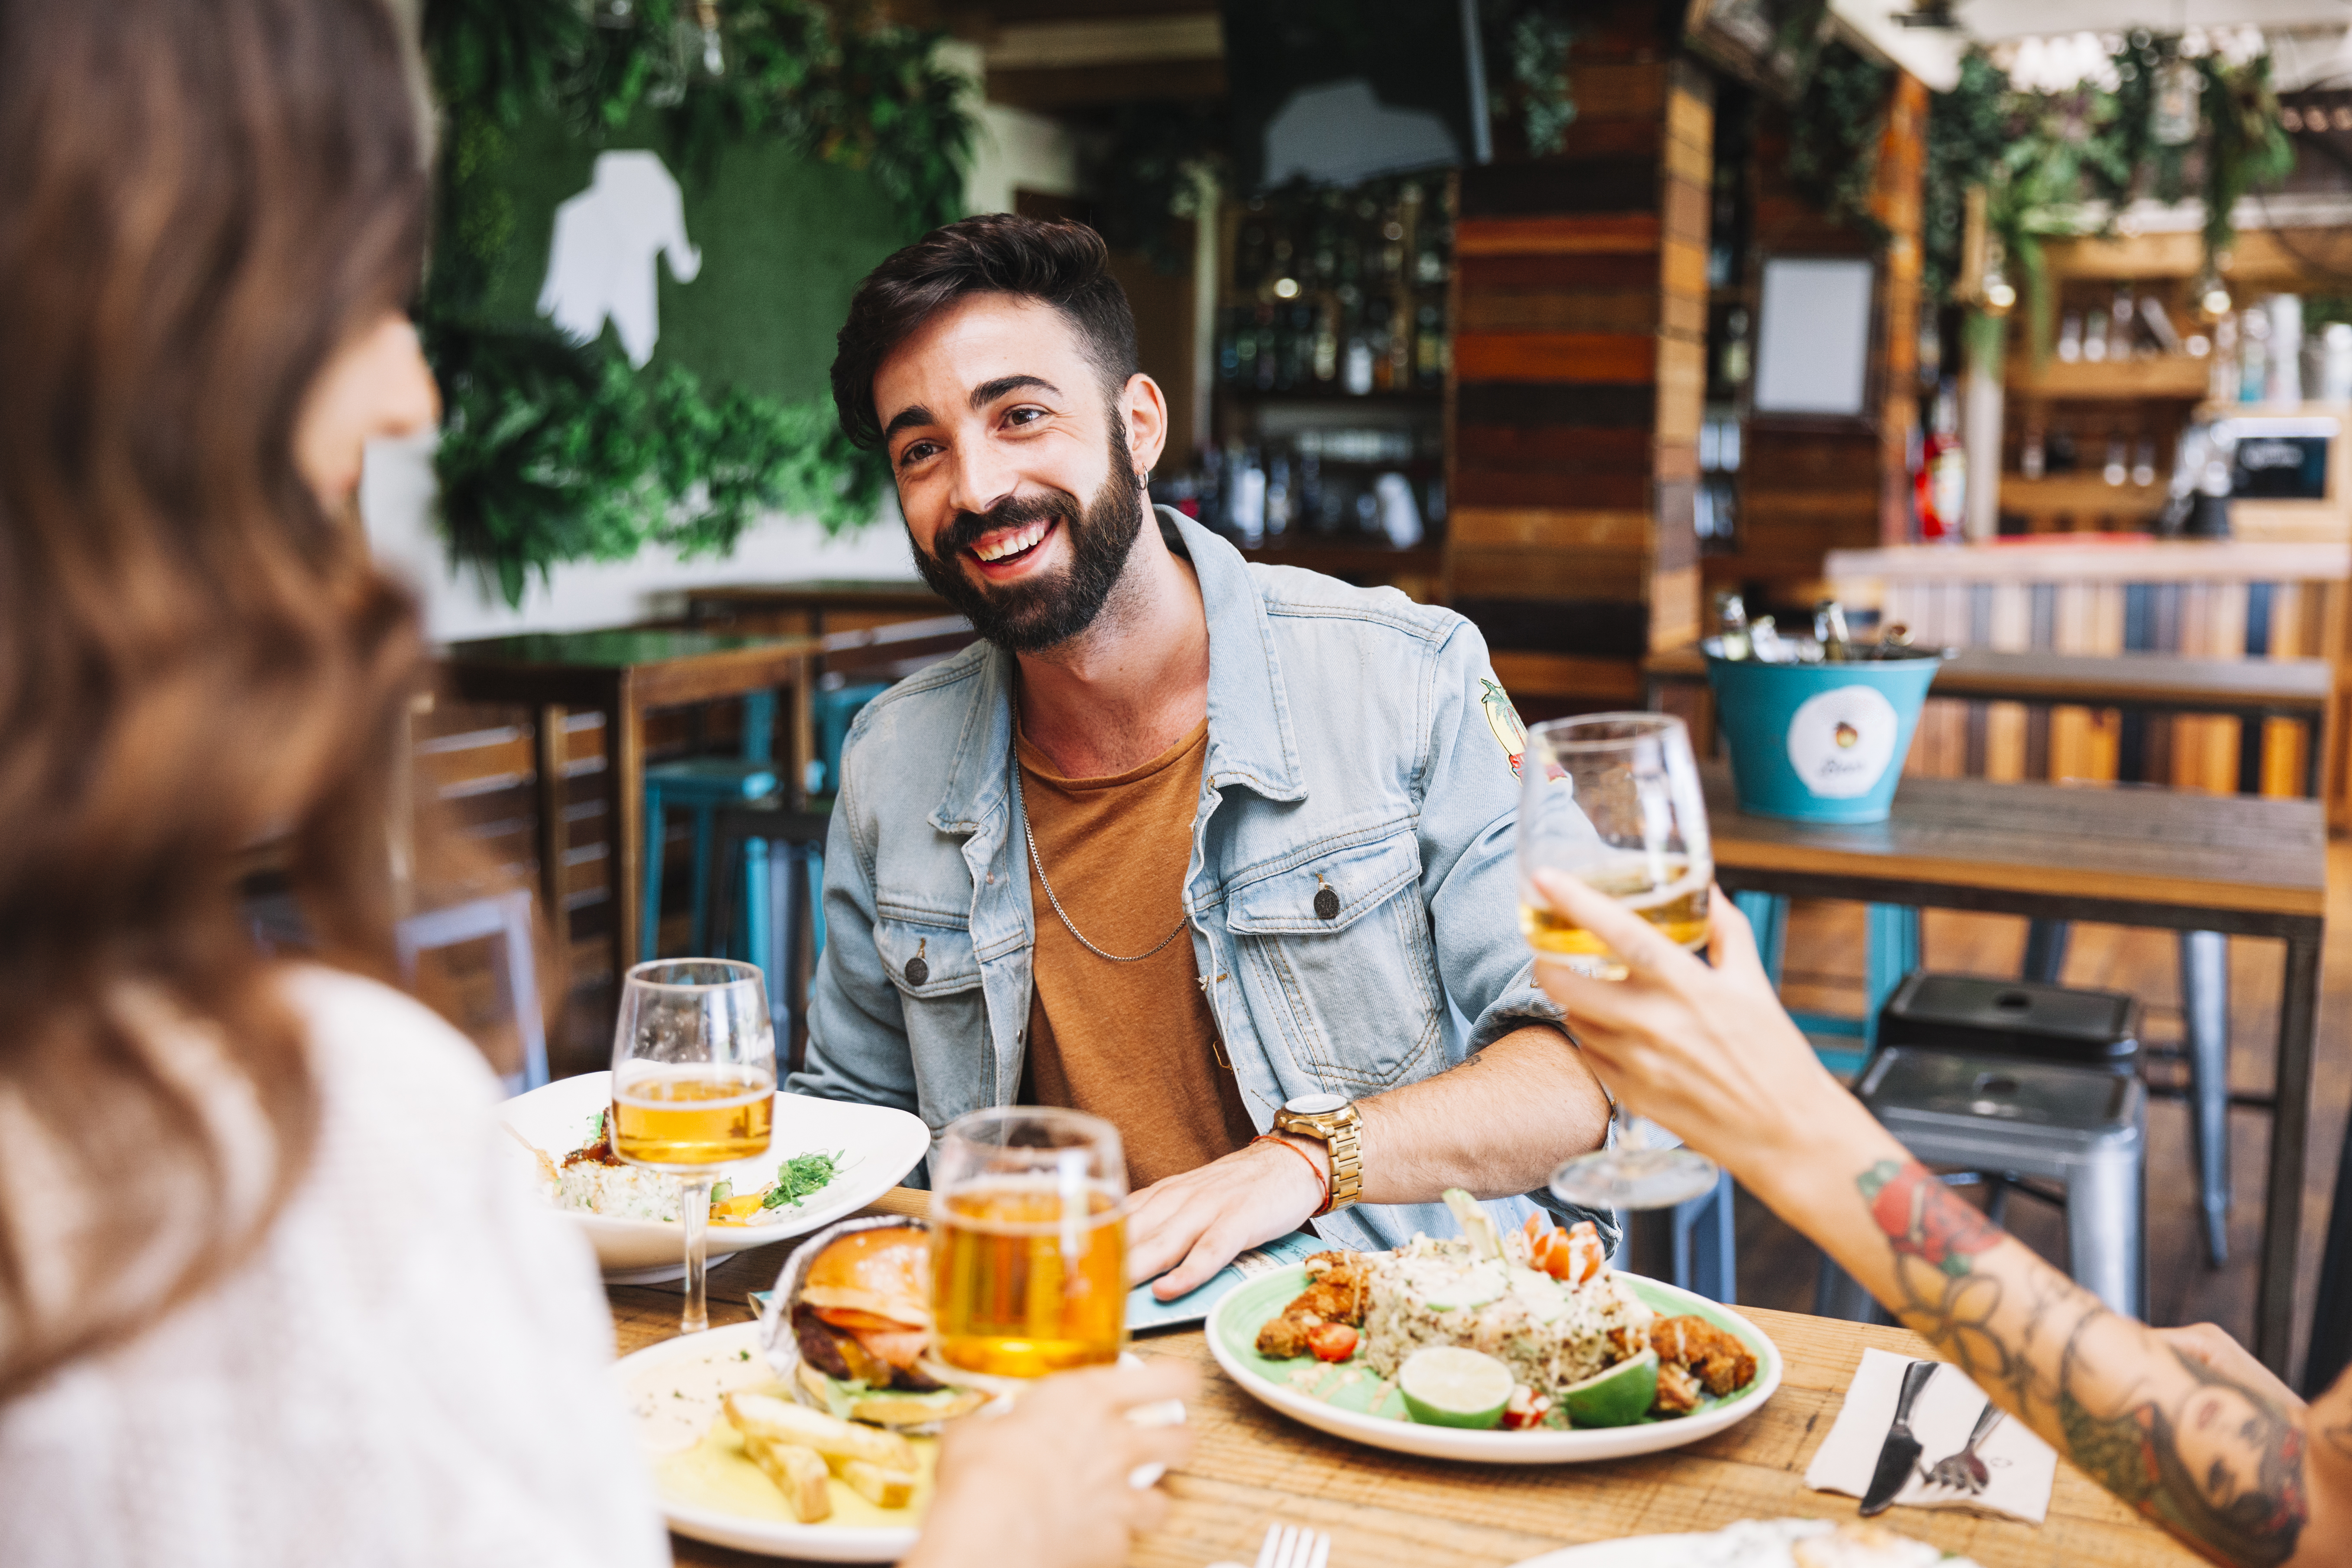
xmin=0 ymin=0 xmax=432 ymax=1397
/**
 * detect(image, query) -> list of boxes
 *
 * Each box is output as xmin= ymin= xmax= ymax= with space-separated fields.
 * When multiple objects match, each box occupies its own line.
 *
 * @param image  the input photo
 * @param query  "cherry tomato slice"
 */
xmin=1306 ymin=1322 xmax=1359 ymax=1363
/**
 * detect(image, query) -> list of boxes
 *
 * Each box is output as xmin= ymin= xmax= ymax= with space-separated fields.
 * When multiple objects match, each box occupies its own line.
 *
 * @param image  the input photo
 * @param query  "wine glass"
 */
xmin=928 ymin=1107 xmax=1128 ymax=1381
xmin=1518 ymin=713 xmax=1722 ymax=1211
xmin=610 ymin=958 xmax=775 ymax=1334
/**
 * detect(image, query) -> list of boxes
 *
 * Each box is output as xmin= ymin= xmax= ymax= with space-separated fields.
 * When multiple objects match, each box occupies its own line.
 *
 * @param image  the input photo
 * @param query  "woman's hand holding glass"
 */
xmin=1526 ymin=868 xmax=1872 ymax=1195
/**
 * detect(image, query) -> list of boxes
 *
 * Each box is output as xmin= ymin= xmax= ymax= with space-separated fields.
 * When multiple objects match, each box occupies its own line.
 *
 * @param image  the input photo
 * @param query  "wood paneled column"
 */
xmin=1445 ymin=15 xmax=1710 ymax=712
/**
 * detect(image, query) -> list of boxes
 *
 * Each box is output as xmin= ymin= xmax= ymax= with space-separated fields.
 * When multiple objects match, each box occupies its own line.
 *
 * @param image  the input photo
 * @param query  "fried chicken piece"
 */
xmin=1300 ymin=1251 xmax=1372 ymax=1322
xmin=1254 ymin=1310 xmax=1320 ymax=1359
xmin=1651 ymin=1314 xmax=1758 ymax=1397
xmin=1652 ymin=1359 xmax=1703 ymax=1417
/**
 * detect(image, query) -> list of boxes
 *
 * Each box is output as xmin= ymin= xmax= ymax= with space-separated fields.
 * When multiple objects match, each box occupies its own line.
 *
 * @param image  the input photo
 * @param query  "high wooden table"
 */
xmin=609 ymin=1197 xmax=2196 ymax=1568
xmin=1644 ymin=646 xmax=2334 ymax=794
xmin=1700 ymin=765 xmax=2328 ymax=1377
xmin=440 ymin=627 xmax=823 ymax=987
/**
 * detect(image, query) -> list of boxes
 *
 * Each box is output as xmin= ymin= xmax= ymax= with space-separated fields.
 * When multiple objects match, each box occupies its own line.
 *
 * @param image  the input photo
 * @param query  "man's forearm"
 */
xmin=1342 ymin=1024 xmax=1608 ymax=1204
xmin=1744 ymin=1105 xmax=2343 ymax=1568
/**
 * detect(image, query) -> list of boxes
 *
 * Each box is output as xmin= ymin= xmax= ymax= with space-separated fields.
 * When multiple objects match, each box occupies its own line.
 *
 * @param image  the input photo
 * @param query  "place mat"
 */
xmin=1805 ymin=1348 xmax=2056 ymax=1524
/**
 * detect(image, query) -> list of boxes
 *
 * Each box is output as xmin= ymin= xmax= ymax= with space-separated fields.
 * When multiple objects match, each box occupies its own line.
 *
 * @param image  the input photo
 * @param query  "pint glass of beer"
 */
xmin=929 ymin=1107 xmax=1127 ymax=1378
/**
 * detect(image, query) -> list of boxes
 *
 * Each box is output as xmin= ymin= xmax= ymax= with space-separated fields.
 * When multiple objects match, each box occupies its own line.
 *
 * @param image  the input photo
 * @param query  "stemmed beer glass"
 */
xmin=610 ymin=958 xmax=776 ymax=1334
xmin=1518 ymin=713 xmax=1722 ymax=1212
xmin=929 ymin=1107 xmax=1128 ymax=1381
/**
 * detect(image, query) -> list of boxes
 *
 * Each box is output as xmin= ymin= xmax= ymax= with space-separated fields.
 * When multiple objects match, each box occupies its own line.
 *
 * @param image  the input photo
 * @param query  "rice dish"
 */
xmin=556 ymin=1161 xmax=694 ymax=1222
xmin=1359 ymin=1233 xmax=1653 ymax=1398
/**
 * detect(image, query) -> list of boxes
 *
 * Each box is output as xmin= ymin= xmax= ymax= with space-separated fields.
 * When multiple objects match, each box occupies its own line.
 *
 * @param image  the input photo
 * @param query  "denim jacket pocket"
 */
xmin=874 ymin=913 xmax=982 ymax=999
xmin=1223 ymin=828 xmax=1443 ymax=1093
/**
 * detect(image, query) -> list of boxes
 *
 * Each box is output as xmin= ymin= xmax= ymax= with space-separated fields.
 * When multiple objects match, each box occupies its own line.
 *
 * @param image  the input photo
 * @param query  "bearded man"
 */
xmin=793 ymin=214 xmax=1613 ymax=1299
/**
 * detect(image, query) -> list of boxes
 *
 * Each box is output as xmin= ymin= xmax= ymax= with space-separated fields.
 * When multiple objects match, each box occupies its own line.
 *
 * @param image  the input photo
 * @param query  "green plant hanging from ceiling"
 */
xmin=417 ymin=0 xmax=971 ymax=606
xmin=1916 ymin=35 xmax=2291 ymax=363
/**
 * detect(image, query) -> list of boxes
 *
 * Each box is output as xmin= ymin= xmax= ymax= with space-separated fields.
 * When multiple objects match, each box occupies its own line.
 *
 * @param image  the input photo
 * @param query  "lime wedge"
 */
xmin=1397 ymin=1346 xmax=1514 ymax=1429
xmin=1560 ymin=1348 xmax=1658 ymax=1428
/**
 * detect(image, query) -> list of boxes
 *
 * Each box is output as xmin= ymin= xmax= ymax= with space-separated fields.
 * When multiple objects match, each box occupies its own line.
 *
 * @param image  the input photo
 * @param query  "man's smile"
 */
xmin=967 ymin=516 xmax=1061 ymax=578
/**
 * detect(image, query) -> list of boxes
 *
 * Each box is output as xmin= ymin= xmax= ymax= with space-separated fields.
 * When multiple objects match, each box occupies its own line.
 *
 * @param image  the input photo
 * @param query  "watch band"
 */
xmin=1274 ymin=1100 xmax=1363 ymax=1216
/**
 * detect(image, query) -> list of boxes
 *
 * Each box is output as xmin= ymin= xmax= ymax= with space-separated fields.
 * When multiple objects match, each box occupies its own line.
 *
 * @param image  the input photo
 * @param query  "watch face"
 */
xmin=1285 ymin=1092 xmax=1348 ymax=1116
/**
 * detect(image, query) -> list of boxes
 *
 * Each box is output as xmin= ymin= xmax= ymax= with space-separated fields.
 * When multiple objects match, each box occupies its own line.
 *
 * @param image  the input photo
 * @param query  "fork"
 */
xmin=1922 ymin=1399 xmax=2005 ymax=1495
xmin=1253 ymin=1520 xmax=1332 ymax=1568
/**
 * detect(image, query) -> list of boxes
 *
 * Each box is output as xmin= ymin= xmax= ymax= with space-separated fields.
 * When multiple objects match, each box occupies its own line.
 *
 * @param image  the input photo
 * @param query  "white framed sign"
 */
xmin=1753 ymin=255 xmax=1876 ymax=420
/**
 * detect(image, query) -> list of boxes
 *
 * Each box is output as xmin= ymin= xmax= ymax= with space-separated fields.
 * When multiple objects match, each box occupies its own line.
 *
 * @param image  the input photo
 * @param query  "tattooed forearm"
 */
xmin=1854 ymin=1159 xmax=2310 ymax=1567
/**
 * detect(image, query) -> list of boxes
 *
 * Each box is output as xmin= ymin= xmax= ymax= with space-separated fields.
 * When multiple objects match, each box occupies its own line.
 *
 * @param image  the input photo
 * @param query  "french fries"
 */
xmin=744 ymin=1437 xmax=831 ymax=1523
xmin=832 ymin=1455 xmax=918 ymax=1508
xmin=724 ymin=1390 xmax=919 ymax=1473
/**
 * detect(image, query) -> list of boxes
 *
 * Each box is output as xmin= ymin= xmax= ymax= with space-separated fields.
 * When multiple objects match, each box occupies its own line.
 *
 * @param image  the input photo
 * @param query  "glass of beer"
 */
xmin=929 ymin=1107 xmax=1127 ymax=1379
xmin=1518 ymin=713 xmax=1721 ymax=1211
xmin=610 ymin=958 xmax=775 ymax=1334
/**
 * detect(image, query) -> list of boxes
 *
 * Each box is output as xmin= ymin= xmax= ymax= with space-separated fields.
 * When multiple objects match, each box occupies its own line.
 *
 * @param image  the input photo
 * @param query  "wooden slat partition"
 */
xmin=1444 ymin=2 xmax=1707 ymax=716
xmin=1827 ymin=540 xmax=2352 ymax=824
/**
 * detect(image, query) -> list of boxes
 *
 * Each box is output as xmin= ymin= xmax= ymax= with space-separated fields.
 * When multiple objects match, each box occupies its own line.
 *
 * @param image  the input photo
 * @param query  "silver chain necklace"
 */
xmin=1010 ymin=750 xmax=1191 ymax=964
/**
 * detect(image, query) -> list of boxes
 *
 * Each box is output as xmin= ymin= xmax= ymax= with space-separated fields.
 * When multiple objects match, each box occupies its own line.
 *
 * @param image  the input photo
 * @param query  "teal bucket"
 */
xmin=1704 ymin=644 xmax=1942 ymax=823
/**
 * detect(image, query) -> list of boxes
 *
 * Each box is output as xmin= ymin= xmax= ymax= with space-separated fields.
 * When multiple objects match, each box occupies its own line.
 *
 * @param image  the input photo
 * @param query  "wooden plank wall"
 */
xmin=1710 ymin=87 xmax=1921 ymax=614
xmin=1855 ymin=577 xmax=2336 ymax=800
xmin=1444 ymin=3 xmax=1707 ymax=716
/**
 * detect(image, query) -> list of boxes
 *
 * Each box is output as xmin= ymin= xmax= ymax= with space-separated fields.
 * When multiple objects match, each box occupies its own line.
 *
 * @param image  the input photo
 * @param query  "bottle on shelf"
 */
xmin=2239 ymin=306 xmax=2269 ymax=404
xmin=2103 ymin=434 xmax=2128 ymax=487
xmin=1712 ymin=590 xmax=1752 ymax=661
xmin=2268 ymin=294 xmax=2303 ymax=404
xmin=2058 ymin=311 xmax=2084 ymax=363
xmin=2020 ymin=420 xmax=2046 ymax=481
xmin=2131 ymin=437 xmax=2156 ymax=489
xmin=2107 ymin=288 xmax=2136 ymax=362
xmin=2080 ymin=307 xmax=2105 ymax=363
xmin=2210 ymin=312 xmax=2240 ymax=402
xmin=1916 ymin=379 xmax=1965 ymax=543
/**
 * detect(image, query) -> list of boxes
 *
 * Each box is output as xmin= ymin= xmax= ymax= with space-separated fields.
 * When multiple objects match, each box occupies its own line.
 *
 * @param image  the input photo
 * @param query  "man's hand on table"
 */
xmin=1125 ymin=1136 xmax=1327 ymax=1300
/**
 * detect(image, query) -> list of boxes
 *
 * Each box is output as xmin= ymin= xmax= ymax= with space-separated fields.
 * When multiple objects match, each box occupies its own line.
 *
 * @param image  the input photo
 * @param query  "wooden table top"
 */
xmin=1823 ymin=538 xmax=2352 ymax=584
xmin=609 ymin=1197 xmax=2195 ymax=1568
xmin=1703 ymin=765 xmax=2328 ymax=928
xmin=1644 ymin=645 xmax=2332 ymax=716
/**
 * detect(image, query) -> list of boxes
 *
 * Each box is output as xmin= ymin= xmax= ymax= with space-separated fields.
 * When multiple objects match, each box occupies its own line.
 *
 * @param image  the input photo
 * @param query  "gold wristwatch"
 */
xmin=1272 ymin=1093 xmax=1362 ymax=1216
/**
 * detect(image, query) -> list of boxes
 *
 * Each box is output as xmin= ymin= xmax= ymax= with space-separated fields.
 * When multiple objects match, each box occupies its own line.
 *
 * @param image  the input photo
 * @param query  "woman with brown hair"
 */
xmin=0 ymin=4 xmax=1194 ymax=1564
xmin=0 ymin=1 xmax=669 ymax=1561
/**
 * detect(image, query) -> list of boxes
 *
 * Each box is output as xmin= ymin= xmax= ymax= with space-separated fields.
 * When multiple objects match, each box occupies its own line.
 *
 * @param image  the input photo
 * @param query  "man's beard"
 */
xmin=908 ymin=423 xmax=1149 ymax=655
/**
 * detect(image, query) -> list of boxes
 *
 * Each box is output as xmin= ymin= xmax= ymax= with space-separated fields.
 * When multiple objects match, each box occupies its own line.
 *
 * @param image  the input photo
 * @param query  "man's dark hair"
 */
xmin=829 ymin=213 xmax=1139 ymax=451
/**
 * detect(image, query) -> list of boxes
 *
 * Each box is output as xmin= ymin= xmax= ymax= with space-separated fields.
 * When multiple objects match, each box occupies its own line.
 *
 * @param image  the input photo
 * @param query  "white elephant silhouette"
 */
xmin=536 ymin=150 xmax=702 ymax=368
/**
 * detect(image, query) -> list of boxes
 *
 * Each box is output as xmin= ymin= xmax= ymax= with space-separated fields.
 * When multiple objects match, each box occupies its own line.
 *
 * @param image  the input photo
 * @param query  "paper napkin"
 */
xmin=1805 ymin=1347 xmax=2058 ymax=1524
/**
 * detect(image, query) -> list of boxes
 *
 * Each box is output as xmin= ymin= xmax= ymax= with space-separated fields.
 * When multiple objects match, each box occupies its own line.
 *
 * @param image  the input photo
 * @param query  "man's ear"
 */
xmin=1121 ymin=372 xmax=1171 ymax=477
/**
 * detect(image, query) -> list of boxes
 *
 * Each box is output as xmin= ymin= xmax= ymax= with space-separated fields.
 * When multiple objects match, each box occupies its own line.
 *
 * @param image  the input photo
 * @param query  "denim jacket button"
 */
xmin=1313 ymin=885 xmax=1340 ymax=920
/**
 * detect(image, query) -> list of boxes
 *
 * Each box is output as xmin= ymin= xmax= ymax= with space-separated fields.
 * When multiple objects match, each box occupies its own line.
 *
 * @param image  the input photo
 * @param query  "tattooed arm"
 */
xmin=1525 ymin=868 xmax=2352 ymax=1568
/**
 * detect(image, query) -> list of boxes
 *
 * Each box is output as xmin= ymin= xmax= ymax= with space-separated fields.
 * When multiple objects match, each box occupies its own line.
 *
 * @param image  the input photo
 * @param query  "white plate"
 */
xmin=1509 ymin=1518 xmax=1839 ymax=1567
xmin=1206 ymin=1263 xmax=1781 ymax=1465
xmin=619 ymin=1321 xmax=923 ymax=1562
xmin=503 ymin=1072 xmax=931 ymax=1280
xmin=619 ymin=1322 xmax=1185 ymax=1562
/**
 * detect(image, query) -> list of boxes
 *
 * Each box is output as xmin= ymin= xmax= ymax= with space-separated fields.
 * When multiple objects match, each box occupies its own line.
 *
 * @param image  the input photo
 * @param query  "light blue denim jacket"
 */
xmin=789 ymin=507 xmax=1605 ymax=1252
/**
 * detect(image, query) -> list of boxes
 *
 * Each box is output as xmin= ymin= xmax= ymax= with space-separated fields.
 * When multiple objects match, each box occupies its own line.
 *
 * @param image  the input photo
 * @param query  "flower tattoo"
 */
xmin=1857 ymin=1158 xmax=2001 ymax=1277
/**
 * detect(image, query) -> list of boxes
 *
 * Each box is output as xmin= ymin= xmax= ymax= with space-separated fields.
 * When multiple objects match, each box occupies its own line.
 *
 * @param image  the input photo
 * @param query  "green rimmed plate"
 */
xmin=1204 ymin=1264 xmax=1781 ymax=1464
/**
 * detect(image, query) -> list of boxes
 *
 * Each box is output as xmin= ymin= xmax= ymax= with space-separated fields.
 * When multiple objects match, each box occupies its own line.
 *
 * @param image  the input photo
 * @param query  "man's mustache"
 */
xmin=929 ymin=491 xmax=1081 ymax=561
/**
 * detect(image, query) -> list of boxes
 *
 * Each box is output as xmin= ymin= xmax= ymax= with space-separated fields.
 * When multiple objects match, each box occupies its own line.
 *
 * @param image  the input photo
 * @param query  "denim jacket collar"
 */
xmin=925 ymin=506 xmax=1305 ymax=839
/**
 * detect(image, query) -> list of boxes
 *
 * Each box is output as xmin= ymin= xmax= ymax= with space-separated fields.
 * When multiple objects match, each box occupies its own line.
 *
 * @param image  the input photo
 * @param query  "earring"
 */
xmin=1136 ymin=468 xmax=1152 ymax=486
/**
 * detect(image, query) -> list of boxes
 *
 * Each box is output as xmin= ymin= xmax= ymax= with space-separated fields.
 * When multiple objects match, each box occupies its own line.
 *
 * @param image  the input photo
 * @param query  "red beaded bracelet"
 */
xmin=1251 ymin=1133 xmax=1329 ymax=1215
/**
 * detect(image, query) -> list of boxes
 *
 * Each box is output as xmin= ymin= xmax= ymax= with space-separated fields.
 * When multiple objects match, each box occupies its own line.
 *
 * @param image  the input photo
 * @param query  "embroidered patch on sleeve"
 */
xmin=1478 ymin=675 xmax=1528 ymax=777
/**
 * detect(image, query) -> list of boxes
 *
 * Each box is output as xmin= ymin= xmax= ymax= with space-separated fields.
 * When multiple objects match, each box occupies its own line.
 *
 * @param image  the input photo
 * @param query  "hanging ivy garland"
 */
xmin=1787 ymin=32 xmax=2291 ymax=363
xmin=417 ymin=0 xmax=973 ymax=606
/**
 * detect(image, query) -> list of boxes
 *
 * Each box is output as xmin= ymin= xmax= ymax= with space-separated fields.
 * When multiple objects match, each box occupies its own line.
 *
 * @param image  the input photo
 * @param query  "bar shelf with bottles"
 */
xmin=1998 ymin=276 xmax=2213 ymax=535
xmin=1174 ymin=174 xmax=1450 ymax=591
xmin=2002 ymin=281 xmax=2352 ymax=539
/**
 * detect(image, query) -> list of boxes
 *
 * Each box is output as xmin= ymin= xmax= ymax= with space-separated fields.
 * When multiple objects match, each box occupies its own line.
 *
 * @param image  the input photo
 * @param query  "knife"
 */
xmin=1859 ymin=1359 xmax=1940 ymax=1516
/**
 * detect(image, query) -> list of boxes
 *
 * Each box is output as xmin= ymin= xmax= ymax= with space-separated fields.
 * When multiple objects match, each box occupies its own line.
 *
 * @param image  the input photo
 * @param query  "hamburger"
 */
xmin=789 ymin=1224 xmax=988 ymax=1426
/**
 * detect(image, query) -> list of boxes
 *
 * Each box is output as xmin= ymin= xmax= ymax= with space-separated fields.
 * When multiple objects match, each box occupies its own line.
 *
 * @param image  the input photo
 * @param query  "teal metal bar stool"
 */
xmin=640 ymin=690 xmax=779 ymax=962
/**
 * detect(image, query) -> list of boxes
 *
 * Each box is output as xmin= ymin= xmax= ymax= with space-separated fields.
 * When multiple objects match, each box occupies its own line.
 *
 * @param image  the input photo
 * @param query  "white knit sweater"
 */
xmin=0 ymin=967 xmax=671 ymax=1568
